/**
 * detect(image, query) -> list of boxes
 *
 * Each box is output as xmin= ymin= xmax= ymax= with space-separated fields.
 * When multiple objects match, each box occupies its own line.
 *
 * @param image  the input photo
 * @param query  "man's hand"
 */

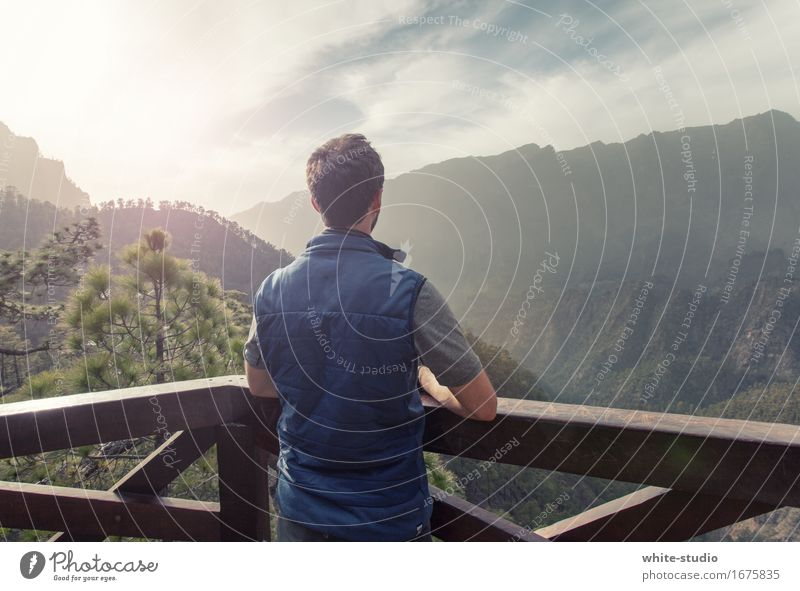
xmin=418 ymin=365 xmax=453 ymax=403
xmin=417 ymin=365 xmax=497 ymax=421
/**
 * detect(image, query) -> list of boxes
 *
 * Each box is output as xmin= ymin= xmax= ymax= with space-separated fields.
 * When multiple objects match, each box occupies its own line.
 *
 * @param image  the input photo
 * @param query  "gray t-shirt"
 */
xmin=244 ymin=280 xmax=482 ymax=387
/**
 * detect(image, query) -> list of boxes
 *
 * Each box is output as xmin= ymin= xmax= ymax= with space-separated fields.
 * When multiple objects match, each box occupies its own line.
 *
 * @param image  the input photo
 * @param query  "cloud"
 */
xmin=0 ymin=0 xmax=797 ymax=213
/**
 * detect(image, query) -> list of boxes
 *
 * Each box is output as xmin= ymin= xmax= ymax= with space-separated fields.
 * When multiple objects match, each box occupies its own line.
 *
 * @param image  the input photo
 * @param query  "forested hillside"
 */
xmin=0 ymin=189 xmax=292 ymax=295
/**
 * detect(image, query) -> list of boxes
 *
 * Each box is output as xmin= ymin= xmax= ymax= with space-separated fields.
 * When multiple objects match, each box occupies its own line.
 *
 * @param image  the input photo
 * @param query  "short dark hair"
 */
xmin=306 ymin=133 xmax=384 ymax=227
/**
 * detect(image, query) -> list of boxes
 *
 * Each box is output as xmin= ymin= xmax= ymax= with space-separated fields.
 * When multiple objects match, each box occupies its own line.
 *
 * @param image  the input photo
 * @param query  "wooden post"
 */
xmin=217 ymin=423 xmax=270 ymax=541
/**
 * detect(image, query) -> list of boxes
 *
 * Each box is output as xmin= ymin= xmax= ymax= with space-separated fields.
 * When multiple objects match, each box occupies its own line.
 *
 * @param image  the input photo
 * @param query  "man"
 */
xmin=244 ymin=133 xmax=497 ymax=542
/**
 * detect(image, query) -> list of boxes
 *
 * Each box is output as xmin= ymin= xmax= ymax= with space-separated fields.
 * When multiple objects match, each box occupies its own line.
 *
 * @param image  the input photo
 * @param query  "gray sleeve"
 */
xmin=243 ymin=316 xmax=265 ymax=369
xmin=412 ymin=280 xmax=483 ymax=387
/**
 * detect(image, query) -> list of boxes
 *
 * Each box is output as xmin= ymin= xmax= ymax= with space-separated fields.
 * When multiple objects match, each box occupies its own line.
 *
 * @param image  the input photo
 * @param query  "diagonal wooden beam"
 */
xmin=536 ymin=486 xmax=780 ymax=541
xmin=111 ymin=427 xmax=217 ymax=495
xmin=48 ymin=427 xmax=217 ymax=542
xmin=0 ymin=481 xmax=220 ymax=541
xmin=429 ymin=485 xmax=548 ymax=542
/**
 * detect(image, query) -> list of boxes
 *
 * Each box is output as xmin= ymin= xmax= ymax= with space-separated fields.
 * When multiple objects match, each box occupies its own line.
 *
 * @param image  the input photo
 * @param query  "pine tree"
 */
xmin=0 ymin=217 xmax=100 ymax=393
xmin=66 ymin=228 xmax=243 ymax=391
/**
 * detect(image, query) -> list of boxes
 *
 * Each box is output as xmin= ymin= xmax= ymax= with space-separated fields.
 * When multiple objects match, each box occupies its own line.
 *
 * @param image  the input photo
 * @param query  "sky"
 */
xmin=0 ymin=0 xmax=798 ymax=216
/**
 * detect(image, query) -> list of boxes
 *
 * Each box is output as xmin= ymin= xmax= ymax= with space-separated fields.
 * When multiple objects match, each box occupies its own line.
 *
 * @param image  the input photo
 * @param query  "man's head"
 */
xmin=306 ymin=133 xmax=384 ymax=232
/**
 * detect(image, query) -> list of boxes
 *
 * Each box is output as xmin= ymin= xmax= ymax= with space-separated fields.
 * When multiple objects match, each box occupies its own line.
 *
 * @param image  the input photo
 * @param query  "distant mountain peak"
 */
xmin=752 ymin=108 xmax=795 ymax=121
xmin=0 ymin=121 xmax=90 ymax=210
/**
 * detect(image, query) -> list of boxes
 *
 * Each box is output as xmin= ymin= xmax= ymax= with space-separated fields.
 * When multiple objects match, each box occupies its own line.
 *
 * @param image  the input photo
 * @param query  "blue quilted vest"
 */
xmin=253 ymin=227 xmax=432 ymax=541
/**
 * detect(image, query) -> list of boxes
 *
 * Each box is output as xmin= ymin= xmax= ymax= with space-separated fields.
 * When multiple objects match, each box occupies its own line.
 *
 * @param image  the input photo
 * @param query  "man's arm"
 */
xmin=412 ymin=281 xmax=497 ymax=421
xmin=245 ymin=360 xmax=279 ymax=398
xmin=243 ymin=316 xmax=279 ymax=398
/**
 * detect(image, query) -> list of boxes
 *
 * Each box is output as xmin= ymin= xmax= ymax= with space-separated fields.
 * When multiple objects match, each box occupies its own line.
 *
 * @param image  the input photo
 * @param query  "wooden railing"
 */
xmin=1 ymin=375 xmax=798 ymax=541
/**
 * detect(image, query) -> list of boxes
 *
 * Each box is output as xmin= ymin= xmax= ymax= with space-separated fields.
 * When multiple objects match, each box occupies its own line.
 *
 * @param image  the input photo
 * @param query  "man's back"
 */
xmin=253 ymin=227 xmax=432 ymax=541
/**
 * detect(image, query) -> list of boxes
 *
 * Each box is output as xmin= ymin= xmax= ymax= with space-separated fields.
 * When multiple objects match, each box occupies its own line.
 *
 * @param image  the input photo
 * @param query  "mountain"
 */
xmin=230 ymin=190 xmax=320 ymax=255
xmin=0 ymin=122 xmax=90 ymax=210
xmin=233 ymin=110 xmax=800 ymax=302
xmin=90 ymin=201 xmax=292 ymax=296
xmin=232 ymin=110 xmax=800 ymax=411
xmin=490 ymin=268 xmax=800 ymax=412
xmin=0 ymin=190 xmax=291 ymax=296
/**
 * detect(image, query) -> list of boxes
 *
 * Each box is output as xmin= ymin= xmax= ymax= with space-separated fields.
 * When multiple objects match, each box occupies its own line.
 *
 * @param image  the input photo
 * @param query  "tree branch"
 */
xmin=0 ymin=342 xmax=49 ymax=356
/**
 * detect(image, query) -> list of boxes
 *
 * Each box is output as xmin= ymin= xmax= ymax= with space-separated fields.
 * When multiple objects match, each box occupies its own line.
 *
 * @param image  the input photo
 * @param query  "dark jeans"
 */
xmin=276 ymin=515 xmax=432 ymax=542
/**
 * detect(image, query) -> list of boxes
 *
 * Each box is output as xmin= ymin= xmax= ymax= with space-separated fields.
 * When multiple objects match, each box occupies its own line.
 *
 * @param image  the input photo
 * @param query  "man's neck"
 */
xmin=325 ymin=221 xmax=373 ymax=236
xmin=325 ymin=226 xmax=370 ymax=238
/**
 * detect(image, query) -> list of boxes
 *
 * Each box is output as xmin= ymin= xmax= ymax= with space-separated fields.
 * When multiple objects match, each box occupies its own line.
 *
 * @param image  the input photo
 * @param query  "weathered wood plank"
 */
xmin=49 ymin=427 xmax=217 ymax=542
xmin=429 ymin=485 xmax=548 ymax=542
xmin=536 ymin=486 xmax=780 ymax=541
xmin=0 ymin=376 xmax=252 ymax=458
xmin=422 ymin=401 xmax=800 ymax=507
xmin=0 ymin=481 xmax=220 ymax=541
xmin=217 ymin=423 xmax=271 ymax=541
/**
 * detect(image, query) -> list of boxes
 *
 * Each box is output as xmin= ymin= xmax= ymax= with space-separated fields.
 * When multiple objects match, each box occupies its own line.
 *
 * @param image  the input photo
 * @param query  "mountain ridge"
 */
xmin=230 ymin=109 xmax=800 ymax=419
xmin=0 ymin=121 xmax=90 ymax=210
xmin=232 ymin=109 xmax=800 ymax=289
xmin=384 ymin=109 xmax=797 ymax=179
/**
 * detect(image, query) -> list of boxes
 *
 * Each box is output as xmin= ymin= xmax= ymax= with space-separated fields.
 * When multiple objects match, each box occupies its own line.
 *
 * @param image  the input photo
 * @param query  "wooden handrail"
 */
xmin=0 ymin=376 xmax=251 ymax=458
xmin=422 ymin=397 xmax=800 ymax=507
